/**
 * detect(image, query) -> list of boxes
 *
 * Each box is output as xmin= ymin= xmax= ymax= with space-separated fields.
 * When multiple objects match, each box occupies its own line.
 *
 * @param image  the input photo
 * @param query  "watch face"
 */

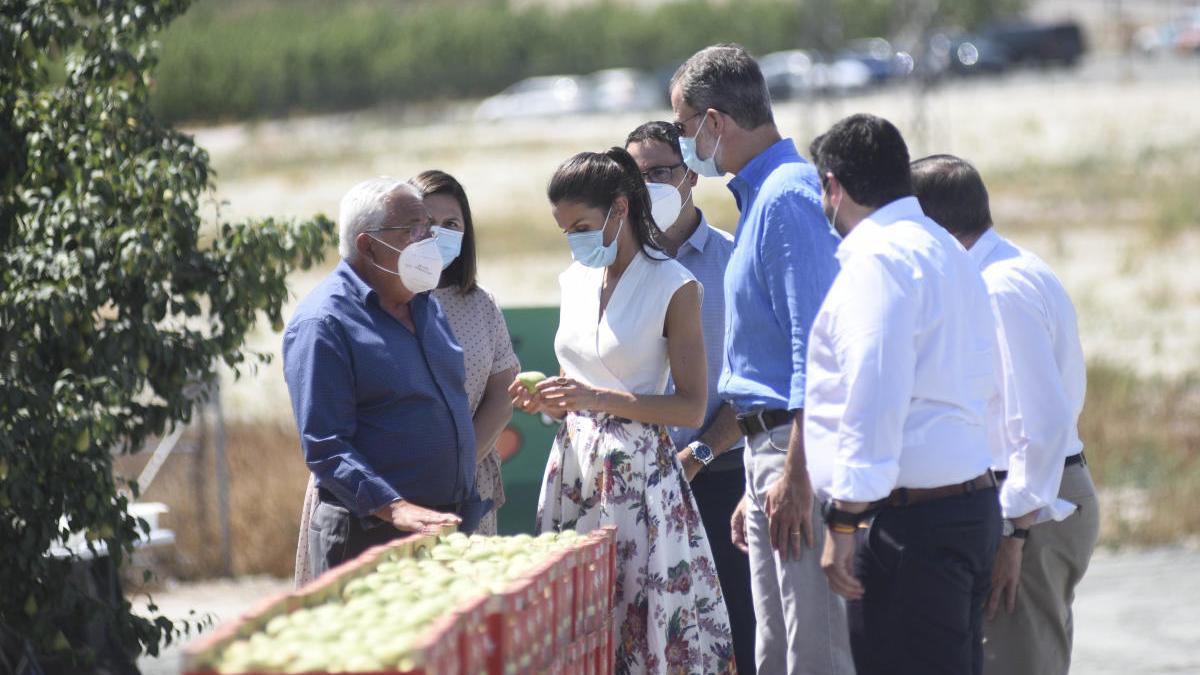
xmin=1002 ymin=519 xmax=1015 ymax=537
xmin=693 ymin=443 xmax=714 ymax=463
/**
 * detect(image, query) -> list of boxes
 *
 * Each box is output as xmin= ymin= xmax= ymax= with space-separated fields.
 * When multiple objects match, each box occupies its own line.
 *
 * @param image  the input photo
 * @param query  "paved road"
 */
xmin=136 ymin=545 xmax=1200 ymax=675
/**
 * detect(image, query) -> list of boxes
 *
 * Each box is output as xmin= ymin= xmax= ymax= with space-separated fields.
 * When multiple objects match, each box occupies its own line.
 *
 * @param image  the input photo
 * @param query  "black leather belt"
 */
xmin=736 ymin=409 xmax=792 ymax=436
xmin=317 ymin=487 xmax=460 ymax=515
xmin=993 ymin=452 xmax=1086 ymax=483
xmin=868 ymin=471 xmax=996 ymax=510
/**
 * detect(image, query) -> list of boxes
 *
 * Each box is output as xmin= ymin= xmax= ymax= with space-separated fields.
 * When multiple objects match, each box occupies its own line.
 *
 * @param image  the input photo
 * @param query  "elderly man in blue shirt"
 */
xmin=671 ymin=44 xmax=852 ymax=675
xmin=283 ymin=177 xmax=479 ymax=578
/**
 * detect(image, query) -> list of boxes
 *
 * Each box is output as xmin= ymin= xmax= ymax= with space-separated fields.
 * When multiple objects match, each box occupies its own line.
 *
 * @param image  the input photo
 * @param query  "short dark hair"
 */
xmin=809 ymin=114 xmax=913 ymax=209
xmin=625 ymin=121 xmax=682 ymax=160
xmin=409 ymin=170 xmax=477 ymax=294
xmin=670 ymin=43 xmax=774 ymax=130
xmin=547 ymin=147 xmax=665 ymax=257
xmin=910 ymin=154 xmax=993 ymax=237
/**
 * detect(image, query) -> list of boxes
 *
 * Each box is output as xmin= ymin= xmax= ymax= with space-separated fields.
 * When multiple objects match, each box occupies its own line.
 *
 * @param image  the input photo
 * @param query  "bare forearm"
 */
xmin=474 ymin=369 xmax=517 ymax=461
xmin=783 ymin=410 xmax=810 ymax=481
xmin=698 ymin=403 xmax=742 ymax=455
xmin=596 ymin=389 xmax=705 ymax=429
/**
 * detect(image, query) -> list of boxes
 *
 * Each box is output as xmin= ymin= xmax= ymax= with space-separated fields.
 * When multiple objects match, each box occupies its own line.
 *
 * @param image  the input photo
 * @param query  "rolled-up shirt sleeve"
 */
xmin=282 ymin=317 xmax=401 ymax=517
xmin=761 ymin=194 xmax=841 ymax=411
xmin=989 ymin=283 xmax=1078 ymax=521
xmin=829 ymin=254 xmax=916 ymax=502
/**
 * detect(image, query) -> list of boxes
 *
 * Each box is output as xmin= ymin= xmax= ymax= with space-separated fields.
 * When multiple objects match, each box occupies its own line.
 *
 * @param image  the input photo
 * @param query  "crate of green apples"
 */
xmin=183 ymin=527 xmax=616 ymax=674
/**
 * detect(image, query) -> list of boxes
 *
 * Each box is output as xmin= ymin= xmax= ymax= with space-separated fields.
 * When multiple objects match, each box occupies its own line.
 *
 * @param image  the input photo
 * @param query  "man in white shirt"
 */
xmin=806 ymin=114 xmax=1002 ymax=675
xmin=912 ymin=154 xmax=1100 ymax=675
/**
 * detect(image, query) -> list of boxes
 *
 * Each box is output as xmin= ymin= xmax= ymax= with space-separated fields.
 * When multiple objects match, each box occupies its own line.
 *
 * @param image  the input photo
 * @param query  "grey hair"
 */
xmin=670 ymin=43 xmax=774 ymax=130
xmin=337 ymin=177 xmax=420 ymax=261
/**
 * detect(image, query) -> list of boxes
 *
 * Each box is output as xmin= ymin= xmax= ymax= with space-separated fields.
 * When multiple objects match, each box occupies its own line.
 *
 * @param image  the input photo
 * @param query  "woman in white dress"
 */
xmin=509 ymin=148 xmax=735 ymax=674
xmin=294 ymin=171 xmax=519 ymax=586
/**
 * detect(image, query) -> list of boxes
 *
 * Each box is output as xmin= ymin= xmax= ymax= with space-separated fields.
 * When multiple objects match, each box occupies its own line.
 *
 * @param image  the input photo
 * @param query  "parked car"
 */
xmin=839 ymin=37 xmax=903 ymax=83
xmin=759 ymin=49 xmax=818 ymax=100
xmin=919 ymin=32 xmax=1011 ymax=79
xmin=981 ymin=20 xmax=1086 ymax=67
xmin=475 ymin=75 xmax=586 ymax=121
xmin=1135 ymin=10 xmax=1200 ymax=55
xmin=813 ymin=56 xmax=874 ymax=94
xmin=585 ymin=68 xmax=663 ymax=113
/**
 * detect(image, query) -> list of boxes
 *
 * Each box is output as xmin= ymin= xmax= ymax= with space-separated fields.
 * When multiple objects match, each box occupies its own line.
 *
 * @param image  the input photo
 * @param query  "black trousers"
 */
xmin=848 ymin=486 xmax=1002 ymax=675
xmin=691 ymin=454 xmax=757 ymax=675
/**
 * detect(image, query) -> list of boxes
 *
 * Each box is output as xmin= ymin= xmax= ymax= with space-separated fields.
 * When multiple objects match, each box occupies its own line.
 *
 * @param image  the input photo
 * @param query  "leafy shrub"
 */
xmin=0 ymin=0 xmax=335 ymax=666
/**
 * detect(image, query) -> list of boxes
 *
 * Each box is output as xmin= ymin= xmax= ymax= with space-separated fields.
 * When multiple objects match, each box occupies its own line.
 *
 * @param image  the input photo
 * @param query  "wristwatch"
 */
xmin=687 ymin=441 xmax=715 ymax=467
xmin=821 ymin=501 xmax=866 ymax=534
xmin=1002 ymin=519 xmax=1030 ymax=540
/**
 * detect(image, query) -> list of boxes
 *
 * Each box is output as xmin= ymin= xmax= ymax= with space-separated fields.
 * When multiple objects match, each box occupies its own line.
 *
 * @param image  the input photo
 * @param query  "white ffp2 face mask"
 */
xmin=369 ymin=235 xmax=443 ymax=293
xmin=646 ymin=181 xmax=683 ymax=233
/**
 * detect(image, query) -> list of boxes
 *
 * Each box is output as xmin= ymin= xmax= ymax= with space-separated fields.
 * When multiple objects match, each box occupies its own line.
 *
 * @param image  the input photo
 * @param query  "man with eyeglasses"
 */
xmin=624 ymin=120 xmax=755 ymax=673
xmin=670 ymin=44 xmax=851 ymax=675
xmin=283 ymin=177 xmax=480 ymax=578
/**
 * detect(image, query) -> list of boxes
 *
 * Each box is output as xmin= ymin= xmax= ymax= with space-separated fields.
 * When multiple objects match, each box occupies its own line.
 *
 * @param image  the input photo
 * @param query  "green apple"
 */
xmin=516 ymin=370 xmax=547 ymax=394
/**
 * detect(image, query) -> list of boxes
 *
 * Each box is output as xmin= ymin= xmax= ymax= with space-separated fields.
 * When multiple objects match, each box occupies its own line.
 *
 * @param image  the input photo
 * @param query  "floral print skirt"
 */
xmin=536 ymin=412 xmax=736 ymax=675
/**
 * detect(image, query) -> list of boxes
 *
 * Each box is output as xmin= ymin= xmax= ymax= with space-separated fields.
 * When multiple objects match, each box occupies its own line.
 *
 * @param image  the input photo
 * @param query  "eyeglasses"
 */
xmin=641 ymin=163 xmax=685 ymax=183
xmin=367 ymin=221 xmax=434 ymax=239
xmin=671 ymin=111 xmax=704 ymax=137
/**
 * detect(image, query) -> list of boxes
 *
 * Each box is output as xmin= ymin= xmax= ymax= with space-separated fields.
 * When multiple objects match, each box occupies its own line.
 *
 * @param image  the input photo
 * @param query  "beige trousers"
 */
xmin=983 ymin=463 xmax=1100 ymax=675
xmin=745 ymin=425 xmax=855 ymax=675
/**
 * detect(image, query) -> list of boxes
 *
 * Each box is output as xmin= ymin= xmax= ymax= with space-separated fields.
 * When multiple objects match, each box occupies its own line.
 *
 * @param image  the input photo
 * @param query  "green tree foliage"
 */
xmin=0 ymin=0 xmax=335 ymax=665
xmin=151 ymin=0 xmax=1027 ymax=124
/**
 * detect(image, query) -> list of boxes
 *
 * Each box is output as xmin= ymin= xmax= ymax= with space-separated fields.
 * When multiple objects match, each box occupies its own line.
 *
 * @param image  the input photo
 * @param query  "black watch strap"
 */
xmin=821 ymin=500 xmax=866 ymax=529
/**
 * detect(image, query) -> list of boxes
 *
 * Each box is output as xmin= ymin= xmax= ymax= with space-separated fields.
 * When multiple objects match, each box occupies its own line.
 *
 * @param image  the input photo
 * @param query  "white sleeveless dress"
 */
xmin=537 ymin=252 xmax=735 ymax=675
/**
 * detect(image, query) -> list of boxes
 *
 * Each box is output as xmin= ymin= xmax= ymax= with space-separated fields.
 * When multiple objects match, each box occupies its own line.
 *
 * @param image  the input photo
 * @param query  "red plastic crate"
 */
xmin=455 ymin=595 xmax=491 ymax=675
xmin=486 ymin=576 xmax=540 ymax=675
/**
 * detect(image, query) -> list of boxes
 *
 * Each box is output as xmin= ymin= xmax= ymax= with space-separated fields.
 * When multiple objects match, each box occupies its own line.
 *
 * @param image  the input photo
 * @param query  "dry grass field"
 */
xmin=116 ymin=55 xmax=1200 ymax=581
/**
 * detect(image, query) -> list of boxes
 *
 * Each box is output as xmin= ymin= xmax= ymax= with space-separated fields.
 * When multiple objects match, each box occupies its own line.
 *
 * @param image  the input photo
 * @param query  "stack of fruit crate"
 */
xmin=183 ymin=526 xmax=616 ymax=675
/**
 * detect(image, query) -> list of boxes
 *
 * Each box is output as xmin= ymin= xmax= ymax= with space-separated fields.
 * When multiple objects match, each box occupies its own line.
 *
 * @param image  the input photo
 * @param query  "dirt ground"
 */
xmin=134 ymin=544 xmax=1200 ymax=675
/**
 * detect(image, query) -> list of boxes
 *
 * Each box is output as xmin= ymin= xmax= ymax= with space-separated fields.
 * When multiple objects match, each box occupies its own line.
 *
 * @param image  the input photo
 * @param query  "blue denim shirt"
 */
xmin=282 ymin=261 xmax=476 ymax=518
xmin=720 ymin=138 xmax=841 ymax=412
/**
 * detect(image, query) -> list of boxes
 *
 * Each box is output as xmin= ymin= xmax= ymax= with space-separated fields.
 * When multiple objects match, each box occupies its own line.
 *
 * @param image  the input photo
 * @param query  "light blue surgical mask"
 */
xmin=431 ymin=226 xmax=463 ymax=269
xmin=567 ymin=206 xmax=623 ymax=268
xmin=679 ymin=115 xmax=723 ymax=178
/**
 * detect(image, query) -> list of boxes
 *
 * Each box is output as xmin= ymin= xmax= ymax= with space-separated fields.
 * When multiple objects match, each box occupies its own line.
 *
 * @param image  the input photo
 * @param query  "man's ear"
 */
xmin=707 ymin=108 xmax=725 ymax=136
xmin=355 ymin=232 xmax=375 ymax=261
xmin=826 ymin=172 xmax=843 ymax=206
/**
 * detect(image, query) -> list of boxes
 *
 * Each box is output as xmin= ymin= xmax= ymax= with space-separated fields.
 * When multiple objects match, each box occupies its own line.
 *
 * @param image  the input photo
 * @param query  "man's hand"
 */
xmin=764 ymin=471 xmax=814 ymax=561
xmin=730 ymin=496 xmax=750 ymax=554
xmin=985 ymin=536 xmax=1025 ymax=620
xmin=374 ymin=499 xmax=461 ymax=534
xmin=677 ymin=448 xmax=703 ymax=482
xmin=821 ymin=529 xmax=864 ymax=600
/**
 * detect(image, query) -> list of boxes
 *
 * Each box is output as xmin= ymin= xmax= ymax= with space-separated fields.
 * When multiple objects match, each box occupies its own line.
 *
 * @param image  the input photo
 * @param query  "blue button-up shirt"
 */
xmin=665 ymin=212 xmax=742 ymax=459
xmin=282 ymin=261 xmax=476 ymax=518
xmin=720 ymin=138 xmax=841 ymax=412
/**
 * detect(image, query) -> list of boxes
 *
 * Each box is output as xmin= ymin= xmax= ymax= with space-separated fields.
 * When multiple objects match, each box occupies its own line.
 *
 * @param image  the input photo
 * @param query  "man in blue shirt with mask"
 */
xmin=283 ymin=177 xmax=480 ymax=578
xmin=670 ymin=44 xmax=851 ymax=675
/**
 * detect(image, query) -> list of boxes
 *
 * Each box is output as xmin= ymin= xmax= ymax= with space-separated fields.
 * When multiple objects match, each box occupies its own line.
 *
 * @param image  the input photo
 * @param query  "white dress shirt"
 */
xmin=805 ymin=197 xmax=998 ymax=502
xmin=970 ymin=228 xmax=1085 ymax=522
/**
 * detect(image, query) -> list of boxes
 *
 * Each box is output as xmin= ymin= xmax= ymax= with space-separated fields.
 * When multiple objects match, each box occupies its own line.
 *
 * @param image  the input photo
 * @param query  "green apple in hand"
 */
xmin=516 ymin=371 xmax=547 ymax=394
